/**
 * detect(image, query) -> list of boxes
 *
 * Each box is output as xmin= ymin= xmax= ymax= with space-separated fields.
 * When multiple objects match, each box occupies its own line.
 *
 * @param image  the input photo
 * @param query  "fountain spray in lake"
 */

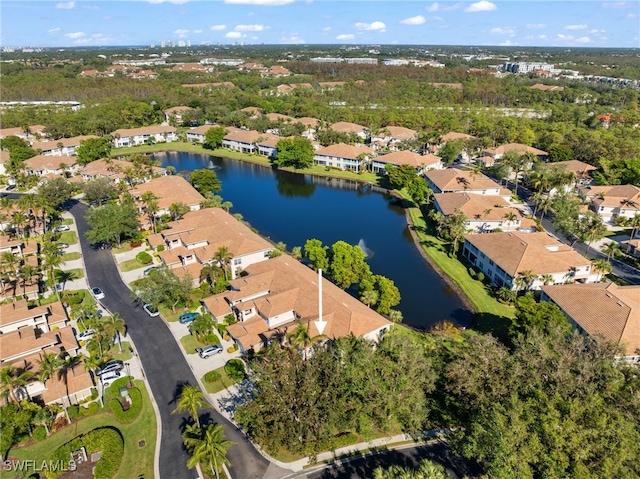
xmin=357 ymin=239 xmax=374 ymax=258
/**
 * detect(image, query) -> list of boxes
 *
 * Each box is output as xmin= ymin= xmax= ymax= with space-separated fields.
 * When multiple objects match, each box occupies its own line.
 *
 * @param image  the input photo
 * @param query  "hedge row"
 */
xmin=204 ymin=370 xmax=221 ymax=383
xmin=108 ymin=387 xmax=143 ymax=423
xmin=46 ymin=427 xmax=124 ymax=479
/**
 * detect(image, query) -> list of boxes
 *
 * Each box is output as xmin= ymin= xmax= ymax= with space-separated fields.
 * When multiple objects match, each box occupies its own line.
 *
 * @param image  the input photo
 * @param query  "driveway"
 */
xmin=68 ymin=200 xmax=285 ymax=479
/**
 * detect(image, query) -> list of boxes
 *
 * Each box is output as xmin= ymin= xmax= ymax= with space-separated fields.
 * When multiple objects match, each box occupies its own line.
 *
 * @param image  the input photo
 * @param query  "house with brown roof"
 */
xmin=314 ymin=143 xmax=373 ymax=172
xmin=112 ymin=125 xmax=178 ymax=148
xmin=483 ymin=143 xmax=548 ymax=161
xmin=79 ymin=158 xmax=165 ymax=184
xmin=435 ymin=132 xmax=478 ymax=162
xmin=164 ymin=106 xmax=194 ymax=124
xmin=128 ymin=70 xmax=158 ymax=79
xmin=186 ymin=125 xmax=217 ymax=143
xmin=0 ymin=150 xmax=10 ymax=176
xmin=317 ymin=81 xmax=347 ymax=91
xmin=0 ymin=125 xmax=47 ymax=141
xmin=548 ymin=160 xmax=598 ymax=188
xmin=330 ymin=122 xmax=369 ymax=141
xmin=370 ymin=126 xmax=417 ymax=151
xmin=222 ymin=130 xmax=272 ymax=154
xmin=541 ymin=283 xmax=640 ymax=361
xmin=462 ymin=231 xmax=597 ymax=290
xmin=204 ymin=256 xmax=391 ymax=354
xmin=370 ymin=151 xmax=443 ymax=174
xmin=147 ymin=208 xmax=274 ymax=280
xmin=130 ymin=175 xmax=205 ymax=221
xmin=531 ymin=83 xmax=564 ymax=91
xmin=24 ymin=154 xmax=77 ymax=179
xmin=0 ymin=300 xmax=93 ymax=406
xmin=424 ymin=168 xmax=502 ymax=196
xmin=621 ymin=238 xmax=640 ymax=257
xmin=295 ymin=117 xmax=320 ymax=140
xmin=256 ymin=136 xmax=282 ymax=158
xmin=240 ymin=106 xmax=262 ymax=117
xmin=31 ymin=135 xmax=98 ymax=156
xmin=434 ymin=193 xmax=525 ymax=233
xmin=579 ymin=185 xmax=640 ymax=224
xmin=0 ymin=237 xmax=40 ymax=301
xmin=265 ymin=113 xmax=295 ymax=123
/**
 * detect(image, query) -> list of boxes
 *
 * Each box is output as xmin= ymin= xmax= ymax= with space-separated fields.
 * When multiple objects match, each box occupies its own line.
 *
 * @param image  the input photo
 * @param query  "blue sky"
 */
xmin=2 ymin=1 xmax=639 ymax=48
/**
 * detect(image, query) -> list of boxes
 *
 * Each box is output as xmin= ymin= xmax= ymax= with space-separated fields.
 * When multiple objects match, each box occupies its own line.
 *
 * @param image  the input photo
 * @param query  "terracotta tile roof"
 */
xmin=434 ymin=193 xmax=522 ymax=221
xmin=130 ymin=175 xmax=205 ymax=209
xmin=425 ymin=168 xmax=501 ymax=192
xmin=220 ymin=256 xmax=390 ymax=350
xmin=240 ymin=107 xmax=262 ymax=114
xmin=0 ymin=300 xmax=67 ymax=327
xmin=583 ymin=185 xmax=640 ymax=210
xmin=0 ymin=325 xmax=77 ymax=362
xmin=318 ymin=81 xmax=346 ymax=88
xmin=531 ymin=83 xmax=564 ymax=91
xmin=441 ymin=132 xmax=476 ymax=142
xmin=465 ymin=231 xmax=592 ymax=277
xmin=187 ymin=125 xmax=217 ymax=135
xmin=24 ymin=155 xmax=76 ymax=172
xmin=266 ymin=113 xmax=294 ymax=122
xmin=31 ymin=135 xmax=98 ymax=151
xmin=315 ymin=143 xmax=373 ymax=160
xmin=223 ymin=129 xmax=265 ymax=144
xmin=295 ymin=117 xmax=319 ymax=127
xmin=380 ymin=126 xmax=417 ymax=139
xmin=201 ymin=295 xmax=233 ymax=318
xmin=484 ymin=143 xmax=548 ymax=157
xmin=164 ymin=106 xmax=194 ymax=114
xmin=0 ymin=125 xmax=47 ymax=138
xmin=375 ymin=151 xmax=440 ymax=168
xmin=330 ymin=122 xmax=367 ymax=134
xmin=541 ymin=282 xmax=640 ymax=357
xmin=112 ymin=125 xmax=176 ymax=137
xmin=549 ymin=160 xmax=597 ymax=178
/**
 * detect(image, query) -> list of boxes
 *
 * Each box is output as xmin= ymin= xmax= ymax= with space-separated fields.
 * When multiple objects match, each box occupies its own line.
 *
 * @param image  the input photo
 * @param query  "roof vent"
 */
xmin=617 ymin=301 xmax=624 ymax=307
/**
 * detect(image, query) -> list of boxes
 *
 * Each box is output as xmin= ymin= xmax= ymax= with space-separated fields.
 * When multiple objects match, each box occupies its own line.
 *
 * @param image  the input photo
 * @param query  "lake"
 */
xmin=154 ymin=151 xmax=472 ymax=330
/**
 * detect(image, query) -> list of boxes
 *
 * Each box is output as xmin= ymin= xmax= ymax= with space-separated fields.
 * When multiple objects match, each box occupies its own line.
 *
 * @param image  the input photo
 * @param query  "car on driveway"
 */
xmin=143 ymin=266 xmax=159 ymax=276
xmin=143 ymin=303 xmax=160 ymax=317
xmin=196 ymin=344 xmax=223 ymax=359
xmin=100 ymin=370 xmax=124 ymax=388
xmin=76 ymin=329 xmax=97 ymax=341
xmin=178 ymin=312 xmax=200 ymax=324
xmin=57 ymin=242 xmax=69 ymax=250
xmin=95 ymin=360 xmax=124 ymax=377
xmin=91 ymin=286 xmax=105 ymax=300
xmin=54 ymin=224 xmax=70 ymax=232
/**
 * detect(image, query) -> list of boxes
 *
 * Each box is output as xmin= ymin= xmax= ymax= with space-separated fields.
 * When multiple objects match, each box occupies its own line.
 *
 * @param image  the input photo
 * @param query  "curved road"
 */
xmin=68 ymin=200 xmax=285 ymax=479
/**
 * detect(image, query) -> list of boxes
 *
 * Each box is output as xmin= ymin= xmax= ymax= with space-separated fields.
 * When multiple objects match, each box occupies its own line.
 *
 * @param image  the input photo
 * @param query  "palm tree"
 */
xmin=173 ymin=384 xmax=208 ymax=428
xmin=42 ymin=251 xmax=63 ymax=300
xmin=141 ymin=191 xmax=159 ymax=233
xmin=288 ymin=321 xmax=313 ymax=356
xmin=184 ymin=422 xmax=234 ymax=479
xmin=102 ymin=313 xmax=127 ymax=352
xmin=502 ymin=211 xmax=518 ymax=231
xmin=515 ymin=269 xmax=537 ymax=292
xmin=200 ymin=263 xmax=223 ymax=286
xmin=388 ymin=309 xmax=403 ymax=323
xmin=54 ymin=269 xmax=77 ymax=293
xmin=583 ymin=212 xmax=607 ymax=257
xmin=0 ymin=365 xmax=35 ymax=405
xmin=360 ymin=289 xmax=379 ymax=308
xmin=601 ymin=241 xmax=619 ymax=262
xmin=627 ymin=213 xmax=640 ymax=252
xmin=168 ymin=202 xmax=190 ymax=221
xmin=539 ymin=273 xmax=554 ymax=286
xmin=214 ymin=246 xmax=233 ymax=281
xmin=592 ymin=258 xmax=612 ymax=282
xmin=18 ymin=263 xmax=39 ymax=296
xmin=538 ymin=196 xmax=552 ymax=222
xmin=38 ymin=353 xmax=71 ymax=423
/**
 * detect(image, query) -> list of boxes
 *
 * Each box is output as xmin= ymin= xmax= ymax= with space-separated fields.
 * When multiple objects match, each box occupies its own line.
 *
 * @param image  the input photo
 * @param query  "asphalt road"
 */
xmin=288 ymin=442 xmax=480 ymax=479
xmin=68 ymin=200 xmax=283 ymax=479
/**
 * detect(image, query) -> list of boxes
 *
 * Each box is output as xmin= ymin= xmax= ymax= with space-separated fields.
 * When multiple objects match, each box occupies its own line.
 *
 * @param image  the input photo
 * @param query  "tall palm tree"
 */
xmin=54 ymin=269 xmax=77 ymax=293
xmin=184 ymin=422 xmax=234 ymax=479
xmin=592 ymin=258 xmax=612 ymax=282
xmin=539 ymin=273 xmax=554 ymax=286
xmin=360 ymin=289 xmax=379 ymax=308
xmin=515 ymin=269 xmax=537 ymax=292
xmin=583 ymin=212 xmax=607 ymax=257
xmin=102 ymin=313 xmax=126 ymax=352
xmin=627 ymin=213 xmax=640 ymax=252
xmin=42 ymin=251 xmax=63 ymax=300
xmin=502 ymin=211 xmax=518 ymax=231
xmin=173 ymin=384 xmax=208 ymax=428
xmin=200 ymin=263 xmax=223 ymax=286
xmin=601 ymin=241 xmax=619 ymax=262
xmin=18 ymin=263 xmax=39 ymax=296
xmin=214 ymin=246 xmax=233 ymax=281
xmin=140 ymin=191 xmax=159 ymax=233
xmin=38 ymin=353 xmax=71 ymax=423
xmin=0 ymin=365 xmax=35 ymax=406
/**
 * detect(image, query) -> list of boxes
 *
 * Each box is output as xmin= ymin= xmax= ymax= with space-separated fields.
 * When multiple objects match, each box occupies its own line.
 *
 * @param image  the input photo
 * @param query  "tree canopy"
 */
xmin=190 ymin=168 xmax=222 ymax=197
xmin=85 ymin=198 xmax=140 ymax=247
xmin=273 ymin=137 xmax=315 ymax=169
xmin=75 ymin=136 xmax=112 ymax=166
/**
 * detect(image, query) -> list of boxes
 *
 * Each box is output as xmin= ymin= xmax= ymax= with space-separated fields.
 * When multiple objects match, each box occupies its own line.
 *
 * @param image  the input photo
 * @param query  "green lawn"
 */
xmin=201 ymin=366 xmax=242 ymax=394
xmin=118 ymin=258 xmax=148 ymax=272
xmin=5 ymin=380 xmax=156 ymax=479
xmin=108 ymin=341 xmax=133 ymax=361
xmin=180 ymin=334 xmax=208 ymax=354
xmin=58 ymin=230 xmax=78 ymax=244
xmin=112 ymin=242 xmax=135 ymax=254
xmin=59 ymin=251 xmax=81 ymax=262
xmin=63 ymin=267 xmax=84 ymax=280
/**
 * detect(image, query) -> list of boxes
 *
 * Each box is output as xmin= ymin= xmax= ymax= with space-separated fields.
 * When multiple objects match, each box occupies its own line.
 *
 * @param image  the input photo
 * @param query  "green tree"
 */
xmin=303 ymin=238 xmax=329 ymax=272
xmin=360 ymin=289 xmax=379 ymax=308
xmin=140 ymin=191 xmax=159 ymax=234
xmin=373 ymin=459 xmax=448 ymax=479
xmin=274 ymin=137 xmax=315 ymax=169
xmin=385 ymin=164 xmax=418 ymax=189
xmin=102 ymin=312 xmax=126 ymax=352
xmin=184 ymin=422 xmax=234 ymax=479
xmin=510 ymin=293 xmax=571 ymax=338
xmin=132 ymin=267 xmax=193 ymax=313
xmin=406 ymin=176 xmax=432 ymax=205
xmin=214 ymin=246 xmax=233 ymax=281
xmin=85 ymin=198 xmax=140 ymax=248
xmin=190 ymin=169 xmax=222 ymax=197
xmin=373 ymin=275 xmax=401 ymax=315
xmin=37 ymin=177 xmax=75 ymax=211
xmin=75 ymin=137 xmax=112 ymax=166
xmin=592 ymin=258 xmax=612 ymax=281
xmin=204 ymin=126 xmax=227 ymax=149
xmin=329 ymin=240 xmax=370 ymax=290
xmin=169 ymin=202 xmax=190 ymax=221
xmin=0 ymin=365 xmax=34 ymax=406
xmin=173 ymin=384 xmax=208 ymax=428
xmin=81 ymin=177 xmax=118 ymax=204
xmin=37 ymin=353 xmax=70 ymax=423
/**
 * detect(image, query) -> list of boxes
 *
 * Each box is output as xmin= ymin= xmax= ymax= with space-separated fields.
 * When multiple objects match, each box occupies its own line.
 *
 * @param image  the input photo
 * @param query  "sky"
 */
xmin=1 ymin=0 xmax=639 ymax=49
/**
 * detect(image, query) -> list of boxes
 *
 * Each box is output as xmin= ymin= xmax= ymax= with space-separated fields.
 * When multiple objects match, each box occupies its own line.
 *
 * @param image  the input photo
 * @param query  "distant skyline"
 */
xmin=1 ymin=1 xmax=639 ymax=49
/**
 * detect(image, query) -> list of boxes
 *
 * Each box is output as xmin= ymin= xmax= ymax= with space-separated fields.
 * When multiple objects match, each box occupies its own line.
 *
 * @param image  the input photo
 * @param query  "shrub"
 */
xmin=81 ymin=401 xmax=99 ymax=416
xmin=156 ymin=244 xmax=165 ymax=252
xmin=227 ymin=346 xmax=235 ymax=354
xmin=204 ymin=370 xmax=222 ymax=383
xmin=33 ymin=426 xmax=47 ymax=442
xmin=225 ymin=359 xmax=246 ymax=382
xmin=468 ymin=267 xmax=476 ymax=278
xmin=90 ymin=387 xmax=98 ymax=400
xmin=329 ymin=431 xmax=358 ymax=450
xmin=67 ymin=405 xmax=81 ymax=419
xmin=476 ymin=272 xmax=485 ymax=282
xmin=108 ymin=388 xmax=142 ymax=423
xmin=136 ymin=251 xmax=153 ymax=265
xmin=108 ymin=377 xmax=132 ymax=395
xmin=62 ymin=290 xmax=85 ymax=305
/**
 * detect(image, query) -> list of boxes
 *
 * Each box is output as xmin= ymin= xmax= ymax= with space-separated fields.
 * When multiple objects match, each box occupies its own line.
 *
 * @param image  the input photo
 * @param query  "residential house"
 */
xmin=317 ymin=81 xmax=347 ymax=91
xmin=0 ymin=300 xmax=94 ymax=406
xmin=265 ymin=113 xmax=294 ymax=123
xmin=579 ymin=185 xmax=640 ymax=223
xmin=483 ymin=143 xmax=548 ymax=161
xmin=424 ymin=168 xmax=503 ymax=196
xmin=0 ymin=150 xmax=9 ymax=176
xmin=295 ymin=117 xmax=320 ymax=140
xmin=31 ymin=135 xmax=98 ymax=156
xmin=204 ymin=255 xmax=391 ymax=354
xmin=0 ymin=125 xmax=47 ymax=140
xmin=111 ymin=125 xmax=178 ymax=148
xmin=221 ymin=130 xmax=267 ymax=154
xmin=436 ymin=132 xmax=478 ymax=162
xmin=261 ymin=65 xmax=291 ymax=77
xmin=164 ymin=106 xmax=194 ymax=124
xmin=130 ymin=175 xmax=205 ymax=222
xmin=531 ymin=83 xmax=564 ymax=91
xmin=240 ymin=107 xmax=262 ymax=117
xmin=370 ymin=151 xmax=443 ymax=175
xmin=0 ymin=238 xmax=39 ymax=301
xmin=621 ymin=239 xmax=640 ymax=257
xmin=370 ymin=126 xmax=417 ymax=151
xmin=127 ymin=70 xmax=158 ymax=79
xmin=256 ymin=136 xmax=282 ymax=158
xmin=314 ymin=143 xmax=373 ymax=172
xmin=24 ymin=154 xmax=76 ymax=179
xmin=147 ymin=207 xmax=274 ymax=281
xmin=330 ymin=122 xmax=369 ymax=141
xmin=462 ymin=231 xmax=597 ymax=290
xmin=548 ymin=160 xmax=598 ymax=188
xmin=434 ymin=193 xmax=525 ymax=232
xmin=541 ymin=282 xmax=640 ymax=362
xmin=186 ymin=125 xmax=216 ymax=143
xmin=79 ymin=158 xmax=165 ymax=184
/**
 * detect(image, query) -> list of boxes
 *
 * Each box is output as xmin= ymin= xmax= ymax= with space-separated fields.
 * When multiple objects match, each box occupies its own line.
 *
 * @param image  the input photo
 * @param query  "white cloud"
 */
xmin=323 ymin=26 xmax=332 ymax=32
xmin=400 ymin=15 xmax=426 ymax=25
xmin=526 ymin=23 xmax=546 ymax=30
xmin=601 ymin=2 xmax=630 ymax=8
xmin=226 ymin=31 xmax=243 ymax=38
xmin=575 ymin=36 xmax=591 ymax=43
xmin=565 ymin=24 xmax=587 ymax=30
xmin=48 ymin=27 xmax=61 ymax=33
xmin=426 ymin=2 xmax=460 ymax=12
xmin=538 ymin=34 xmax=548 ymax=40
xmin=590 ymin=29 xmax=606 ymax=34
xmin=490 ymin=26 xmax=516 ymax=36
xmin=465 ymin=1 xmax=497 ymax=12
xmin=280 ymin=35 xmax=306 ymax=44
xmin=224 ymin=0 xmax=294 ymax=5
xmin=56 ymin=2 xmax=75 ymax=9
xmin=210 ymin=24 xmax=227 ymax=31
xmin=500 ymin=40 xmax=516 ymax=46
xmin=64 ymin=31 xmax=85 ymax=39
xmin=174 ymin=29 xmax=190 ymax=38
xmin=336 ymin=34 xmax=355 ymax=40
xmin=234 ymin=24 xmax=266 ymax=32
xmin=193 ymin=29 xmax=203 ymax=34
xmin=355 ymin=21 xmax=386 ymax=32
xmin=626 ymin=13 xmax=639 ymax=18
xmin=91 ymin=33 xmax=103 ymax=38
